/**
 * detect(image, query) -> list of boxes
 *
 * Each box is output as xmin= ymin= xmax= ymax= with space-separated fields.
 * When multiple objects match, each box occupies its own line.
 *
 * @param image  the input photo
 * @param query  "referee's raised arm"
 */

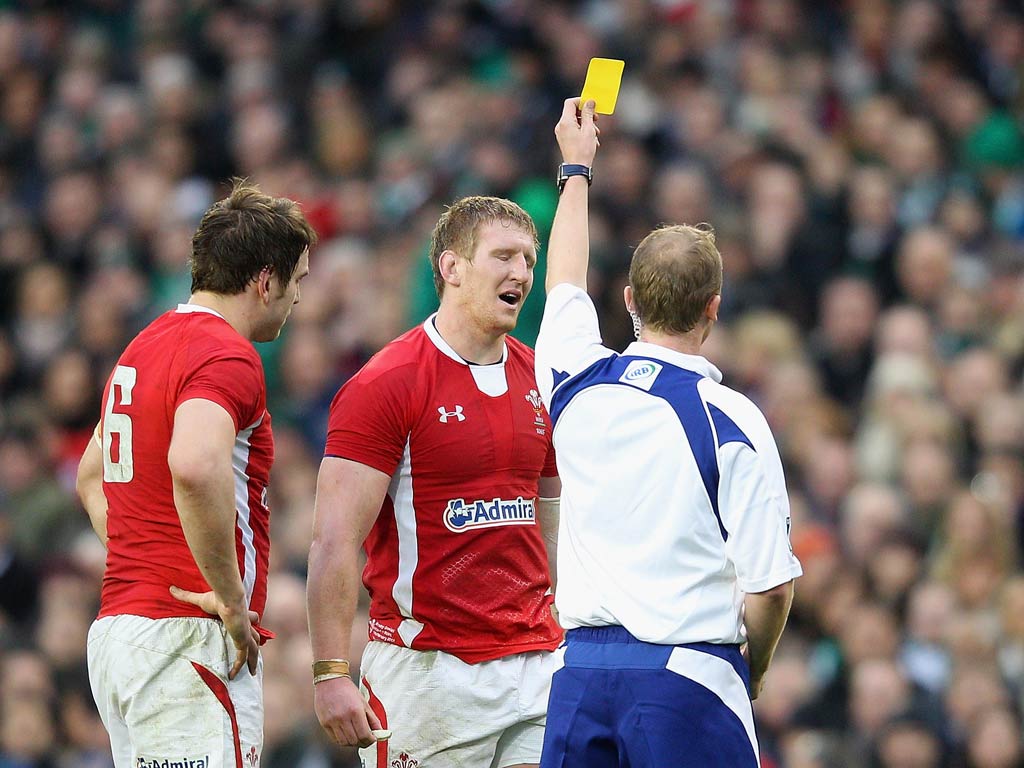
xmin=547 ymin=98 xmax=600 ymax=293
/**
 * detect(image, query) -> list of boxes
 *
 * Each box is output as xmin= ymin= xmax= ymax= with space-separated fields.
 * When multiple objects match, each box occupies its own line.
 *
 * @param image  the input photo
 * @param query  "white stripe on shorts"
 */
xmin=666 ymin=646 xmax=760 ymax=767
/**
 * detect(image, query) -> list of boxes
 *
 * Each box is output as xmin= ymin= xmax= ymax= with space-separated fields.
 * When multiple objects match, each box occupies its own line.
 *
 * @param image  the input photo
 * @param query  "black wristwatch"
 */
xmin=557 ymin=163 xmax=593 ymax=193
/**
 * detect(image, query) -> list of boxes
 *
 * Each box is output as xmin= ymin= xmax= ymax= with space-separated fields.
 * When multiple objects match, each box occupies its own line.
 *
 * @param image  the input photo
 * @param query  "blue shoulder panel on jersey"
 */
xmin=648 ymin=370 xmax=729 ymax=542
xmin=551 ymin=368 xmax=571 ymax=392
xmin=707 ymin=403 xmax=754 ymax=451
xmin=548 ymin=355 xmax=730 ymax=541
xmin=549 ymin=355 xmax=621 ymax=425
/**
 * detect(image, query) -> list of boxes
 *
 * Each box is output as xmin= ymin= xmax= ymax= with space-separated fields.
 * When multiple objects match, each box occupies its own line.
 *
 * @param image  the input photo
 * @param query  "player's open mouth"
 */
xmin=499 ymin=291 xmax=521 ymax=306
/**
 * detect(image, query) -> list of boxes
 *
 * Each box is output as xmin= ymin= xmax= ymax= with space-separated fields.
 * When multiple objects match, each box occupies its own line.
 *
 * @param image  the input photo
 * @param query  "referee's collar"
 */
xmin=623 ymin=342 xmax=723 ymax=383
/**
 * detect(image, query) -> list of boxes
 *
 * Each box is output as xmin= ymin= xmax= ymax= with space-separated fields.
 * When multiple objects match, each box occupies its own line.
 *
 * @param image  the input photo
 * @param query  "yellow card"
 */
xmin=580 ymin=58 xmax=625 ymax=115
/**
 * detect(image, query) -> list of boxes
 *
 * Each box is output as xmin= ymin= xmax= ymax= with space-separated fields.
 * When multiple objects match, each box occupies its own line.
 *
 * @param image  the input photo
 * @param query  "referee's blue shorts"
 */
xmin=539 ymin=626 xmax=760 ymax=768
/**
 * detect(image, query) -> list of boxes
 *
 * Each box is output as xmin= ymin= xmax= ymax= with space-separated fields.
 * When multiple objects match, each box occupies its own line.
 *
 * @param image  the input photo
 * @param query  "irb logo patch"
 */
xmin=619 ymin=360 xmax=663 ymax=391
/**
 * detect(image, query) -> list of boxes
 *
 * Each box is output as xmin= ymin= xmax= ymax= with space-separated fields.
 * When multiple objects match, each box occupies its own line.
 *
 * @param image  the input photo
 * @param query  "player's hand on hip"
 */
xmin=169 ymin=586 xmax=261 ymax=679
xmin=314 ymin=675 xmax=383 ymax=749
xmin=555 ymin=97 xmax=600 ymax=166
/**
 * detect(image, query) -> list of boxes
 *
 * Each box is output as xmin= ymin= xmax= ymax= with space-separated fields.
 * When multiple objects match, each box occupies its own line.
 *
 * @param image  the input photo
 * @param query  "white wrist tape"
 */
xmin=537 ymin=496 xmax=560 ymax=548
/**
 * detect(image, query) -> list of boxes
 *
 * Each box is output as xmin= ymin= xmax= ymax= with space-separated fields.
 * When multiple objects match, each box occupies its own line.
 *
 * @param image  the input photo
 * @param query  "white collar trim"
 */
xmin=423 ymin=314 xmax=508 ymax=367
xmin=176 ymin=303 xmax=226 ymax=320
xmin=623 ymin=341 xmax=722 ymax=383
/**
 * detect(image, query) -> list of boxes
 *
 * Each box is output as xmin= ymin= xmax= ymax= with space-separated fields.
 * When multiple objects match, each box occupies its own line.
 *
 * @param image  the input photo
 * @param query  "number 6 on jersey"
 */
xmin=103 ymin=365 xmax=137 ymax=483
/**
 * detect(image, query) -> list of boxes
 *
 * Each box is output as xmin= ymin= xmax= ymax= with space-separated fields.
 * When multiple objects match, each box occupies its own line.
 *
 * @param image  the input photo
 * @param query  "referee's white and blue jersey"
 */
xmin=535 ymin=284 xmax=802 ymax=768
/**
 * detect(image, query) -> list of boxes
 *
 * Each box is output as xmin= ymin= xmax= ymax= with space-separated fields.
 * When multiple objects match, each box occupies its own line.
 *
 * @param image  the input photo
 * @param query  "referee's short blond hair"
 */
xmin=629 ymin=224 xmax=723 ymax=334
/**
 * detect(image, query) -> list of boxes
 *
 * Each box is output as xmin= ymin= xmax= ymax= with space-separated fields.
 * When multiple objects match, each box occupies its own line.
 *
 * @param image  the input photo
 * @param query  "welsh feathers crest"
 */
xmin=525 ymin=389 xmax=544 ymax=410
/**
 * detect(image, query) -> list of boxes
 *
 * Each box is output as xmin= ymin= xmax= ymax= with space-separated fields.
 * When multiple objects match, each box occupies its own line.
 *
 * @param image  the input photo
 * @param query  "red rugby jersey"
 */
xmin=97 ymin=304 xmax=273 ymax=622
xmin=325 ymin=318 xmax=561 ymax=663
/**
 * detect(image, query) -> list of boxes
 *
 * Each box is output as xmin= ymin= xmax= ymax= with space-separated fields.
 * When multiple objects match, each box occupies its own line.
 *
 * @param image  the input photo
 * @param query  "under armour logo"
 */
xmin=438 ymin=405 xmax=465 ymax=423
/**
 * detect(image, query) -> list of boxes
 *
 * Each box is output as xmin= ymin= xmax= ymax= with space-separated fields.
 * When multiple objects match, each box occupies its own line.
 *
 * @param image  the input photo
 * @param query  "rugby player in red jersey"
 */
xmin=307 ymin=196 xmax=562 ymax=768
xmin=76 ymin=180 xmax=315 ymax=768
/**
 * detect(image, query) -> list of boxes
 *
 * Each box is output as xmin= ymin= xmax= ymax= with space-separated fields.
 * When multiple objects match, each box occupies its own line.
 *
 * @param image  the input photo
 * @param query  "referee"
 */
xmin=535 ymin=98 xmax=802 ymax=768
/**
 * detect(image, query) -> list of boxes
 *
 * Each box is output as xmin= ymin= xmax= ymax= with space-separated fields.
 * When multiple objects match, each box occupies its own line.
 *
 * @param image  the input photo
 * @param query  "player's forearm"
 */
xmin=537 ymin=476 xmax=561 ymax=589
xmin=743 ymin=580 xmax=794 ymax=680
xmin=307 ymin=537 xmax=362 ymax=661
xmin=307 ymin=457 xmax=390 ymax=662
xmin=81 ymin=486 xmax=109 ymax=546
xmin=546 ymin=176 xmax=590 ymax=293
xmin=537 ymin=497 xmax=559 ymax=588
xmin=76 ymin=437 xmax=109 ymax=546
xmin=172 ymin=461 xmax=247 ymax=607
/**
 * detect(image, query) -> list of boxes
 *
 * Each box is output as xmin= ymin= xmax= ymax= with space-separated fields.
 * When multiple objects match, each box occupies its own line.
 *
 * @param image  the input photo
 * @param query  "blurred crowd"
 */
xmin=1 ymin=0 xmax=1024 ymax=766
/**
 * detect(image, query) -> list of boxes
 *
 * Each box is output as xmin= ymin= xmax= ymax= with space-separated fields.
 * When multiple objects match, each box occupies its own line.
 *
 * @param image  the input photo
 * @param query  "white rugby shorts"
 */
xmin=357 ymin=641 xmax=555 ymax=768
xmin=87 ymin=614 xmax=263 ymax=768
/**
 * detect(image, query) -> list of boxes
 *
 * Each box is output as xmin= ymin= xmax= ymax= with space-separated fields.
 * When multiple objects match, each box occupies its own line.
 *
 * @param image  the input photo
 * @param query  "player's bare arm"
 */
xmin=168 ymin=398 xmax=260 ymax=680
xmin=76 ymin=425 xmax=108 ymax=546
xmin=742 ymin=579 xmax=795 ymax=700
xmin=547 ymin=98 xmax=600 ymax=293
xmin=307 ymin=457 xmax=388 ymax=749
xmin=537 ymin=475 xmax=561 ymax=589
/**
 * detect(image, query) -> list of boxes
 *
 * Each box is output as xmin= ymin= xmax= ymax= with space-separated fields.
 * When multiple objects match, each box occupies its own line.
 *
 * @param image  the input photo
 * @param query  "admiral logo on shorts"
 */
xmin=443 ymin=496 xmax=536 ymax=532
xmin=136 ymin=757 xmax=210 ymax=768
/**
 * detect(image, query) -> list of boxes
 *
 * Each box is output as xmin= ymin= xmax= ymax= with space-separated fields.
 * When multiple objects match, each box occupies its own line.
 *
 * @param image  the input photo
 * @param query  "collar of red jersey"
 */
xmin=423 ymin=314 xmax=508 ymax=367
xmin=623 ymin=341 xmax=723 ymax=383
xmin=176 ymin=303 xmax=227 ymax=320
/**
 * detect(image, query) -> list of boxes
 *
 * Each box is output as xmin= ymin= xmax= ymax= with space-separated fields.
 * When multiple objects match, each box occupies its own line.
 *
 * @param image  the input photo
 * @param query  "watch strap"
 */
xmin=557 ymin=163 xmax=593 ymax=192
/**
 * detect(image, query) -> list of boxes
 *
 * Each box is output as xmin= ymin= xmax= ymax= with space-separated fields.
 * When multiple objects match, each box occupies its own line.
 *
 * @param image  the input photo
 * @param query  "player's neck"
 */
xmin=187 ymin=292 xmax=253 ymax=339
xmin=433 ymin=308 xmax=505 ymax=365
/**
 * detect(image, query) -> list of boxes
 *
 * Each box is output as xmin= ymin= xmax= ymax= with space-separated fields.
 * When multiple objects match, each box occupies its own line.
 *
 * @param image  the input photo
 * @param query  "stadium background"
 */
xmin=1 ymin=0 xmax=1024 ymax=766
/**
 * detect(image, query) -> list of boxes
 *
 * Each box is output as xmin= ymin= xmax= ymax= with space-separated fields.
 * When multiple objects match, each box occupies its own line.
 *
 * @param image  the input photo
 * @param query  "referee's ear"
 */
xmin=705 ymin=294 xmax=721 ymax=322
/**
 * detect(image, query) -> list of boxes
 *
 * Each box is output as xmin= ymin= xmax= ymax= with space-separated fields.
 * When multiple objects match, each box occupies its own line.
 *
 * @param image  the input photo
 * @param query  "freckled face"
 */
xmin=452 ymin=221 xmax=536 ymax=336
